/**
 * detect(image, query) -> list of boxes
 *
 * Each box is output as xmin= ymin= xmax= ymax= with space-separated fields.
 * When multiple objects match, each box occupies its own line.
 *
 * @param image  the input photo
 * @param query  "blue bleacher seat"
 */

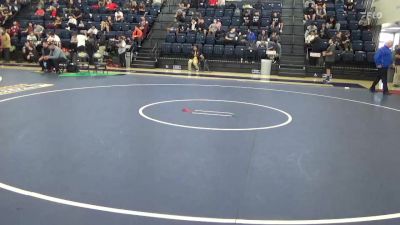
xmin=224 ymin=9 xmax=233 ymax=17
xmin=196 ymin=33 xmax=205 ymax=44
xmin=224 ymin=45 xmax=234 ymax=57
xmin=176 ymin=33 xmax=186 ymax=43
xmin=235 ymin=46 xmax=245 ymax=59
xmin=215 ymin=8 xmax=224 ymax=17
xmin=165 ymin=33 xmax=176 ymax=43
xmin=342 ymin=52 xmax=354 ymax=62
xmin=352 ymin=40 xmax=363 ymax=51
xmin=351 ymin=30 xmax=361 ymax=40
xmin=213 ymin=45 xmax=224 ymax=57
xmin=348 ymin=20 xmax=358 ymax=30
xmin=186 ymin=33 xmax=196 ymax=44
xmin=362 ymin=30 xmax=373 ymax=41
xmin=347 ymin=11 xmax=357 ymax=21
xmin=354 ymin=51 xmax=367 ymax=62
xmin=203 ymin=44 xmax=214 ymax=57
xmin=221 ymin=17 xmax=231 ymax=26
xmin=161 ymin=42 xmax=171 ymax=54
xmin=364 ymin=41 xmax=376 ymax=52
xmin=171 ymin=43 xmax=182 ymax=53
xmin=338 ymin=21 xmax=348 ymax=30
xmin=182 ymin=43 xmax=193 ymax=56
xmin=205 ymin=35 xmax=215 ymax=45
xmin=231 ymin=17 xmax=241 ymax=26
xmin=367 ymin=52 xmax=375 ymax=63
xmin=206 ymin=8 xmax=215 ymax=16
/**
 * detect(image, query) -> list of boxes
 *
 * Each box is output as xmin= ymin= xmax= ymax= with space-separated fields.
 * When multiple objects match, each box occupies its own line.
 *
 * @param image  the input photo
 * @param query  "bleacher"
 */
xmin=10 ymin=0 xmax=162 ymax=52
xmin=305 ymin=0 xmax=376 ymax=66
xmin=161 ymin=0 xmax=283 ymax=61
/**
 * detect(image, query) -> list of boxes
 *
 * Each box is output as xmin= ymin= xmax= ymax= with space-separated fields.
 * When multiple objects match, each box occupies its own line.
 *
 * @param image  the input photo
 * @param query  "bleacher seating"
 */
xmin=161 ymin=0 xmax=283 ymax=61
xmin=304 ymin=0 xmax=377 ymax=66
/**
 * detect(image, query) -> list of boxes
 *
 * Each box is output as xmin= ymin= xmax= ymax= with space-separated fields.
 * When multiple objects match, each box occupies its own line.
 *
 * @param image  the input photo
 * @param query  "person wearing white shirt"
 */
xmin=77 ymin=33 xmax=87 ymax=52
xmin=114 ymin=10 xmax=124 ymax=22
xmin=117 ymin=36 xmax=127 ymax=67
xmin=68 ymin=16 xmax=77 ymax=29
xmin=47 ymin=32 xmax=61 ymax=47
xmin=87 ymin=26 xmax=98 ymax=35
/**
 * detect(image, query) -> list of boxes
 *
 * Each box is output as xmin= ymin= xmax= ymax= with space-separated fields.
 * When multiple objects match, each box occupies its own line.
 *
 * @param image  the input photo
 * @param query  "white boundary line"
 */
xmin=193 ymin=109 xmax=235 ymax=115
xmin=0 ymin=83 xmax=399 ymax=224
xmin=191 ymin=112 xmax=233 ymax=117
xmin=138 ymin=99 xmax=292 ymax=131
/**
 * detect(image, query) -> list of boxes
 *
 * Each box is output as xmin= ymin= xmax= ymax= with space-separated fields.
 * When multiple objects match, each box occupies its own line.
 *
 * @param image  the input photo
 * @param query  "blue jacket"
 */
xmin=374 ymin=45 xmax=393 ymax=68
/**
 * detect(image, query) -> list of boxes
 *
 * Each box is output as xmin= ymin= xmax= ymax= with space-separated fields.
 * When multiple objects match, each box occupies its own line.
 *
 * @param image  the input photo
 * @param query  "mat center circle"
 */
xmin=138 ymin=99 xmax=292 ymax=131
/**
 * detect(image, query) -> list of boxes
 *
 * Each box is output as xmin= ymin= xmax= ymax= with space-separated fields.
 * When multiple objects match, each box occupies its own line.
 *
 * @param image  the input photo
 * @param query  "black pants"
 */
xmin=370 ymin=67 xmax=389 ymax=93
xmin=119 ymin=52 xmax=126 ymax=67
xmin=1 ymin=48 xmax=10 ymax=62
xmin=40 ymin=58 xmax=67 ymax=72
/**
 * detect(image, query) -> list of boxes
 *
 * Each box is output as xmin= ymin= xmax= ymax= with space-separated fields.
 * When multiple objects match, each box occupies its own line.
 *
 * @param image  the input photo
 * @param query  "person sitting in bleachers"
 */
xmin=73 ymin=7 xmax=83 ymax=25
xmin=139 ymin=16 xmax=149 ymax=37
xmin=105 ymin=0 xmax=118 ymax=11
xmin=316 ymin=5 xmax=326 ymax=20
xmin=344 ymin=0 xmax=355 ymax=11
xmin=247 ymin=29 xmax=257 ymax=47
xmin=100 ymin=16 xmax=113 ymax=33
xmin=319 ymin=23 xmax=329 ymax=39
xmin=256 ymin=30 xmax=268 ymax=48
xmin=67 ymin=15 xmax=78 ymax=30
xmin=237 ymin=32 xmax=248 ymax=46
xmin=305 ymin=30 xmax=317 ymax=45
xmin=88 ymin=25 xmax=98 ymax=36
xmin=326 ymin=16 xmax=340 ymax=31
xmin=208 ymin=0 xmax=217 ymax=7
xmin=9 ymin=21 xmax=19 ymax=38
xmin=197 ymin=18 xmax=206 ymax=35
xmin=208 ymin=19 xmax=221 ymax=34
xmin=314 ymin=0 xmax=326 ymax=8
xmin=21 ymin=22 xmax=34 ymax=36
xmin=271 ymin=12 xmax=283 ymax=33
xmin=175 ymin=9 xmax=185 ymax=23
xmin=34 ymin=6 xmax=45 ymax=17
xmin=41 ymin=42 xmax=68 ymax=73
xmin=27 ymin=31 xmax=38 ymax=46
xmin=189 ymin=19 xmax=197 ymax=32
xmin=304 ymin=3 xmax=316 ymax=21
xmin=224 ymin=27 xmax=237 ymax=45
xmin=33 ymin=23 xmax=45 ymax=38
xmin=339 ymin=31 xmax=352 ymax=51
xmin=138 ymin=2 xmax=146 ymax=15
xmin=47 ymin=32 xmax=61 ymax=47
xmin=358 ymin=14 xmax=371 ymax=31
xmin=243 ymin=9 xmax=252 ymax=26
xmin=114 ymin=9 xmax=124 ymax=22
xmin=252 ymin=11 xmax=260 ymax=27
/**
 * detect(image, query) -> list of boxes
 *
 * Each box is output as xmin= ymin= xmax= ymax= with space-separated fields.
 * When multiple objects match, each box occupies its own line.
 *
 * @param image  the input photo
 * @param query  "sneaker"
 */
xmin=383 ymin=91 xmax=391 ymax=95
xmin=369 ymin=88 xmax=376 ymax=93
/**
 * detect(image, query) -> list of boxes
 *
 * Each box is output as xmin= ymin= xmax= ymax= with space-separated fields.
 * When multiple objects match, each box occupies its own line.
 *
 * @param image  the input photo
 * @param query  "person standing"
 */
xmin=117 ymin=36 xmax=126 ymax=67
xmin=393 ymin=44 xmax=400 ymax=87
xmin=322 ymin=38 xmax=336 ymax=83
xmin=370 ymin=40 xmax=394 ymax=95
xmin=0 ymin=28 xmax=11 ymax=62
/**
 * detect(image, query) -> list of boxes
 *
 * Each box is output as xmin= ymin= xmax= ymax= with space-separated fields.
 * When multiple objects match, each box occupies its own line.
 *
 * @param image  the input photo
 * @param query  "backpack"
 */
xmin=67 ymin=62 xmax=79 ymax=72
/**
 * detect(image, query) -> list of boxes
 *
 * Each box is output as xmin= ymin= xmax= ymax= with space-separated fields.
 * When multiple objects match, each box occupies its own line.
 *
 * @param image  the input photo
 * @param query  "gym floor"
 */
xmin=0 ymin=68 xmax=400 ymax=225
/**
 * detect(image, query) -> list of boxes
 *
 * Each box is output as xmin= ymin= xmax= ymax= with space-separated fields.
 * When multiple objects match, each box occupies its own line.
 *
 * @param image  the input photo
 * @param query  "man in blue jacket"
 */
xmin=370 ymin=40 xmax=394 ymax=95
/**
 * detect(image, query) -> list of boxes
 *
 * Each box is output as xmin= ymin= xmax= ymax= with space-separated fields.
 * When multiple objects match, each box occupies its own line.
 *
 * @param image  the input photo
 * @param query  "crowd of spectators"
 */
xmin=0 ymin=0 xmax=161 ymax=70
xmin=162 ymin=0 xmax=284 ymax=70
xmin=304 ymin=0 xmax=375 ymax=68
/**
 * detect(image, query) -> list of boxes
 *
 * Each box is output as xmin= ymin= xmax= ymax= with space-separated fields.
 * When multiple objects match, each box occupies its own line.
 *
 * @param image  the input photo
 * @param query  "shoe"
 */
xmin=383 ymin=92 xmax=391 ymax=95
xmin=369 ymin=88 xmax=376 ymax=93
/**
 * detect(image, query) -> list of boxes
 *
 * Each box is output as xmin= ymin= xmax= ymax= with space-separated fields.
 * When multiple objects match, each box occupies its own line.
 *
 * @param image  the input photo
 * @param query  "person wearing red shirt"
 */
xmin=35 ymin=7 xmax=45 ymax=16
xmin=208 ymin=0 xmax=217 ymax=6
xmin=105 ymin=0 xmax=118 ymax=11
xmin=9 ymin=21 xmax=20 ymax=37
xmin=132 ymin=25 xmax=143 ymax=47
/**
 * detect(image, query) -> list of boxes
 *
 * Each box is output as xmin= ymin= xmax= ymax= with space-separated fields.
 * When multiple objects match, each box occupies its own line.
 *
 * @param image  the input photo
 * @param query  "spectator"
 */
xmin=132 ymin=24 xmax=143 ymax=47
xmin=304 ymin=3 xmax=316 ymax=21
xmin=188 ymin=45 xmax=199 ymax=71
xmin=86 ymin=33 xmax=98 ymax=64
xmin=114 ymin=9 xmax=124 ymax=22
xmin=117 ymin=35 xmax=127 ymax=67
xmin=53 ymin=16 xmax=62 ymax=29
xmin=322 ymin=38 xmax=336 ymax=81
xmin=42 ymin=42 xmax=68 ymax=73
xmin=243 ymin=9 xmax=251 ymax=26
xmin=208 ymin=19 xmax=219 ymax=34
xmin=326 ymin=16 xmax=340 ymax=31
xmin=73 ymin=7 xmax=83 ymax=24
xmin=319 ymin=23 xmax=328 ymax=39
xmin=344 ymin=0 xmax=355 ymax=11
xmin=358 ymin=14 xmax=371 ymax=31
xmin=138 ymin=2 xmax=146 ymax=15
xmin=189 ymin=19 xmax=197 ymax=32
xmin=339 ymin=31 xmax=352 ymax=51
xmin=27 ymin=31 xmax=38 ymax=46
xmin=208 ymin=0 xmax=217 ymax=7
xmin=47 ymin=32 xmax=61 ymax=47
xmin=100 ymin=16 xmax=112 ymax=32
xmin=247 ymin=29 xmax=257 ymax=46
xmin=21 ymin=22 xmax=34 ymax=36
xmin=76 ymin=32 xmax=87 ymax=52
xmin=252 ymin=11 xmax=260 ymax=27
xmin=271 ymin=12 xmax=283 ymax=33
xmin=393 ymin=44 xmax=400 ymax=87
xmin=67 ymin=15 xmax=78 ymax=29
xmin=9 ymin=21 xmax=20 ymax=37
xmin=316 ymin=5 xmax=326 ymax=19
xmin=237 ymin=32 xmax=247 ymax=46
xmin=139 ymin=16 xmax=149 ymax=36
xmin=106 ymin=0 xmax=118 ymax=11
xmin=256 ymin=30 xmax=268 ymax=48
xmin=175 ymin=9 xmax=185 ymax=23
xmin=22 ymin=40 xmax=38 ymax=62
xmin=34 ymin=7 xmax=45 ymax=17
xmin=310 ymin=33 xmax=323 ymax=65
xmin=70 ymin=32 xmax=78 ymax=52
xmin=197 ymin=18 xmax=206 ymax=34
xmin=224 ymin=28 xmax=237 ymax=45
xmin=0 ymin=28 xmax=11 ymax=62
xmin=87 ymin=25 xmax=98 ymax=36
